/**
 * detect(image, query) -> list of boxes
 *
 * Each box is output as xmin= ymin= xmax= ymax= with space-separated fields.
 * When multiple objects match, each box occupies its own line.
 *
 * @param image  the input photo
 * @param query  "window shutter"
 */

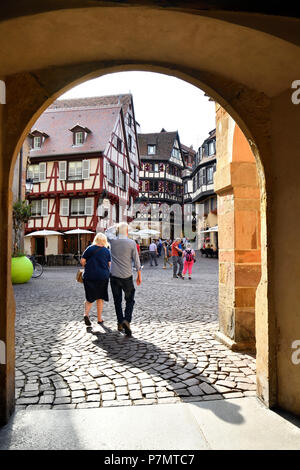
xmin=60 ymin=198 xmax=69 ymax=216
xmin=97 ymin=202 xmax=104 ymax=217
xmin=82 ymin=159 xmax=90 ymax=179
xmin=39 ymin=162 xmax=47 ymax=182
xmin=41 ymin=199 xmax=48 ymax=216
xmin=126 ymin=173 xmax=129 ymax=190
xmin=59 ymin=161 xmax=67 ymax=180
xmin=116 ymin=168 xmax=121 ymax=187
xmin=85 ymin=197 xmax=94 ymax=216
xmin=112 ymin=204 xmax=116 ymax=222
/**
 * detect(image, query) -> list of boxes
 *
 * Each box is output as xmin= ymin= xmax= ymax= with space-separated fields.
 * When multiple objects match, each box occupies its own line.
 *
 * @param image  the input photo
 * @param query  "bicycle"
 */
xmin=28 ymin=255 xmax=43 ymax=278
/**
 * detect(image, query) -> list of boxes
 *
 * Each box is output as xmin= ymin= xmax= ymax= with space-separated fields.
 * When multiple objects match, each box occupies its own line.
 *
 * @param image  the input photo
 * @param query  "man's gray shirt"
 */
xmin=107 ymin=236 xmax=141 ymax=279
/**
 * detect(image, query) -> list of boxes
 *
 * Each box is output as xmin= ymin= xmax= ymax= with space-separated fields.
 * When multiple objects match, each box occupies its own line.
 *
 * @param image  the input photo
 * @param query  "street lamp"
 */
xmin=25 ymin=178 xmax=33 ymax=194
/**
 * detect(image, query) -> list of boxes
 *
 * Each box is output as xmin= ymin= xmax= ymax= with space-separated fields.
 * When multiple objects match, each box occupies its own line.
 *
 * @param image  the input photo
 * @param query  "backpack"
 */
xmin=185 ymin=249 xmax=194 ymax=262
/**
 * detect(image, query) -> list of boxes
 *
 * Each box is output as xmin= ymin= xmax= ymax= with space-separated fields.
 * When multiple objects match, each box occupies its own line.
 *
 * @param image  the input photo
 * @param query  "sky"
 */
xmin=60 ymin=71 xmax=216 ymax=150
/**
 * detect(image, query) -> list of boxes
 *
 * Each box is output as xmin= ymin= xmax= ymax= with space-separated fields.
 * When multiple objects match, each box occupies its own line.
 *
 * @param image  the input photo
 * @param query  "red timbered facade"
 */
xmin=25 ymin=95 xmax=140 ymax=256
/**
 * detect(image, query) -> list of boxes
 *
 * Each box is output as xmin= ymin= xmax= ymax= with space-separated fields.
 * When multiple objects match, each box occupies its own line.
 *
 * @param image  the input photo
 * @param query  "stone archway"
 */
xmin=1 ymin=4 xmax=300 ymax=423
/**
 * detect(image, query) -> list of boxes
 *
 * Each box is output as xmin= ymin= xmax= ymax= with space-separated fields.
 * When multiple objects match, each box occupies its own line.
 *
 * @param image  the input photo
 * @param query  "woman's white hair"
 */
xmin=93 ymin=232 xmax=109 ymax=247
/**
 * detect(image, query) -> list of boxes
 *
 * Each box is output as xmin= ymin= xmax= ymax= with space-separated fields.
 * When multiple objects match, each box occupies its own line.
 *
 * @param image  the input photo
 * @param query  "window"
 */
xmin=128 ymin=114 xmax=132 ymax=128
xmin=172 ymin=147 xmax=181 ymax=159
xmin=154 ymin=164 xmax=159 ymax=172
xmin=60 ymin=199 xmax=69 ymax=216
xmin=128 ymin=134 xmax=132 ymax=152
xmin=68 ymin=161 xmax=82 ymax=180
xmin=33 ymin=136 xmax=41 ymax=149
xmin=208 ymin=140 xmax=216 ymax=156
xmin=71 ymin=198 xmax=85 ymax=216
xmin=207 ymin=166 xmax=214 ymax=183
xmin=204 ymin=199 xmax=210 ymax=215
xmin=199 ymin=147 xmax=203 ymax=161
xmin=27 ymin=163 xmax=46 ymax=183
xmin=149 ymin=180 xmax=159 ymax=192
xmin=184 ymin=182 xmax=188 ymax=194
xmin=119 ymin=170 xmax=126 ymax=190
xmin=148 ymin=145 xmax=156 ymax=155
xmin=116 ymin=137 xmax=122 ymax=152
xmin=211 ymin=197 xmax=217 ymax=211
xmin=31 ymin=200 xmax=41 ymax=216
xmin=107 ymin=163 xmax=115 ymax=184
xmin=75 ymin=132 xmax=84 ymax=146
xmin=27 ymin=164 xmax=40 ymax=183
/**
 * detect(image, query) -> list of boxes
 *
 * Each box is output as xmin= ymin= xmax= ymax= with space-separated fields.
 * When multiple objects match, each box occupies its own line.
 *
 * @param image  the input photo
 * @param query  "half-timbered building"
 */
xmin=136 ymin=129 xmax=187 ymax=238
xmin=183 ymin=128 xmax=217 ymax=249
xmin=25 ymin=94 xmax=140 ymax=257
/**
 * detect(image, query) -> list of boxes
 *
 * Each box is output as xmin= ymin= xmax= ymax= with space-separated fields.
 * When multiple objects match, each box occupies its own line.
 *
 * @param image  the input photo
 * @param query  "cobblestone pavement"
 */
xmin=14 ymin=254 xmax=256 ymax=410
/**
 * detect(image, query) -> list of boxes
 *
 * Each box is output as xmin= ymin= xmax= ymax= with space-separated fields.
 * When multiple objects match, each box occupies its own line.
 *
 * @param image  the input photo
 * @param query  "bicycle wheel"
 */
xmin=32 ymin=263 xmax=43 ymax=278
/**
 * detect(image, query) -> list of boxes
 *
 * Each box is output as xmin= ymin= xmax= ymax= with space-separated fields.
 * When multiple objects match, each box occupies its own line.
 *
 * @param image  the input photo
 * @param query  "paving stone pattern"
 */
xmin=14 ymin=254 xmax=256 ymax=410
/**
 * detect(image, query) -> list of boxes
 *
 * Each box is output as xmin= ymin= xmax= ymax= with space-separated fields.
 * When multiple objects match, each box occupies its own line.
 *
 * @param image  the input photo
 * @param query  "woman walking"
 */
xmin=162 ymin=240 xmax=172 ymax=269
xmin=182 ymin=243 xmax=196 ymax=280
xmin=80 ymin=232 xmax=111 ymax=326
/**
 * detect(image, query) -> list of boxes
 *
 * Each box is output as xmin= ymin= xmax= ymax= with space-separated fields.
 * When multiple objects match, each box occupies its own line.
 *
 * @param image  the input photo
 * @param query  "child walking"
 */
xmin=182 ymin=243 xmax=196 ymax=280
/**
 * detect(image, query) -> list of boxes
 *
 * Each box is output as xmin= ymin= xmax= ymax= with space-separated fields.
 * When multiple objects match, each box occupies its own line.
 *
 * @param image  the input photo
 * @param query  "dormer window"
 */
xmin=75 ymin=131 xmax=84 ymax=146
xmin=29 ymin=130 xmax=49 ymax=150
xmin=69 ymin=124 xmax=91 ymax=146
xmin=148 ymin=145 xmax=156 ymax=155
xmin=33 ymin=136 xmax=41 ymax=149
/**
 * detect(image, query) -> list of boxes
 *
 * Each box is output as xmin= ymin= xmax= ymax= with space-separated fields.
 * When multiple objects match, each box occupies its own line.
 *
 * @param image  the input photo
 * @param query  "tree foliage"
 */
xmin=12 ymin=200 xmax=31 ymax=257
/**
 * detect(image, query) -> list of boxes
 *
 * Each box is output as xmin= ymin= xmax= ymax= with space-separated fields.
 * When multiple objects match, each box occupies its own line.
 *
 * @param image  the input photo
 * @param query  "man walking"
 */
xmin=149 ymin=240 xmax=158 ymax=266
xmin=172 ymin=238 xmax=183 ymax=279
xmin=106 ymin=223 xmax=142 ymax=337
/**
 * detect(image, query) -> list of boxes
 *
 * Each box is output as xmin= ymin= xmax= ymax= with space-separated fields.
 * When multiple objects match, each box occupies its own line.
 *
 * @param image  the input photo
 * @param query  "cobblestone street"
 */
xmin=14 ymin=254 xmax=256 ymax=410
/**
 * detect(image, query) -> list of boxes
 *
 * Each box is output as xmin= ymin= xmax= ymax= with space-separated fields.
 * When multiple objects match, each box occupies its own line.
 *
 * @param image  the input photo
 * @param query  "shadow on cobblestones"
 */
xmin=90 ymin=324 xmax=245 ymax=423
xmin=14 ymin=257 xmax=256 ymax=410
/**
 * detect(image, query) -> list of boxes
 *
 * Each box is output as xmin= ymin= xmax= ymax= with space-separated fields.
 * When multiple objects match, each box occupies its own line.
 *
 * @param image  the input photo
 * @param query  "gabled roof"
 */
xmin=29 ymin=104 xmax=121 ymax=157
xmin=138 ymin=131 xmax=180 ymax=161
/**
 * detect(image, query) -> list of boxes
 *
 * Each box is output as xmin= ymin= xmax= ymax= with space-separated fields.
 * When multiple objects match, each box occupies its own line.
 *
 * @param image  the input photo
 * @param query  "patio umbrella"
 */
xmin=64 ymin=228 xmax=95 ymax=256
xmin=25 ymin=230 xmax=63 ymax=263
xmin=137 ymin=229 xmax=160 ymax=238
xmin=25 ymin=229 xmax=63 ymax=237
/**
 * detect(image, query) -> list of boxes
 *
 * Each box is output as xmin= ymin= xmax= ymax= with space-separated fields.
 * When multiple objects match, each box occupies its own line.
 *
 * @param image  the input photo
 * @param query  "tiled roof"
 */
xmin=180 ymin=143 xmax=196 ymax=155
xmin=29 ymin=104 xmax=121 ymax=157
xmin=49 ymin=94 xmax=132 ymax=115
xmin=138 ymin=131 xmax=179 ymax=161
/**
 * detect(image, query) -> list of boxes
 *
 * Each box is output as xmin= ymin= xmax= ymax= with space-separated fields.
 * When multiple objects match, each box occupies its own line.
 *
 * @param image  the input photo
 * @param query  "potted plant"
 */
xmin=11 ymin=200 xmax=33 ymax=284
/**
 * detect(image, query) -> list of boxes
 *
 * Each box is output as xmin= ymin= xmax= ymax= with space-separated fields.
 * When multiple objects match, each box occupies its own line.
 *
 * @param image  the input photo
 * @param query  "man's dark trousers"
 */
xmin=110 ymin=275 xmax=136 ymax=324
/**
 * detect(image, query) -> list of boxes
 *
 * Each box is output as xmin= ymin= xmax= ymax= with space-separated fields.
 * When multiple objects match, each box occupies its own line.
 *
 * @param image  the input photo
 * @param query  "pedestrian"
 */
xmin=135 ymin=239 xmax=140 ymax=255
xmin=182 ymin=243 xmax=196 ymax=280
xmin=80 ymin=232 xmax=111 ymax=327
xmin=162 ymin=240 xmax=172 ymax=269
xmin=157 ymin=238 xmax=163 ymax=257
xmin=171 ymin=238 xmax=184 ymax=278
xmin=149 ymin=239 xmax=158 ymax=266
xmin=106 ymin=222 xmax=142 ymax=337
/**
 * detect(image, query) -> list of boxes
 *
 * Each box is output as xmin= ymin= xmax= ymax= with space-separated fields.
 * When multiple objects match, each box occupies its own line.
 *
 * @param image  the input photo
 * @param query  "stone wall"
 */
xmin=214 ymin=105 xmax=261 ymax=351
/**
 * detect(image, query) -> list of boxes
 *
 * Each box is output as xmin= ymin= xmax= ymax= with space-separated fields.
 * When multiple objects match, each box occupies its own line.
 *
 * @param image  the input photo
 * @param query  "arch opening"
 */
xmin=10 ymin=69 xmax=266 ymax=416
